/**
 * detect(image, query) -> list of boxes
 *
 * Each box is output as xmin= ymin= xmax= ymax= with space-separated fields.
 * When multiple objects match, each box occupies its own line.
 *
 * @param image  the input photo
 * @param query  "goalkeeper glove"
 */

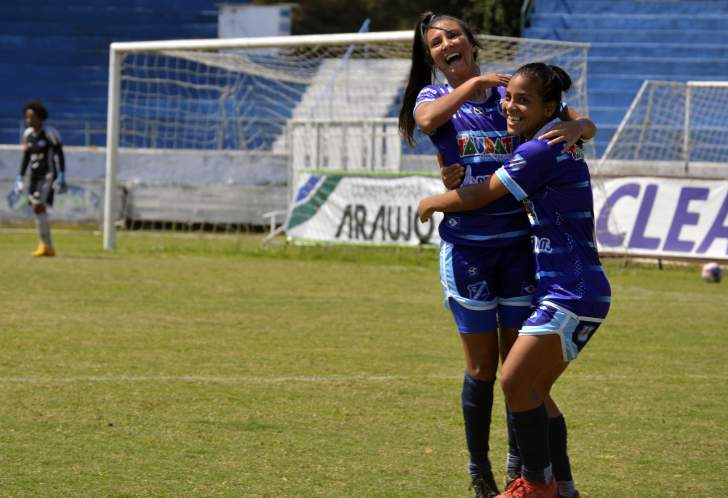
xmin=56 ymin=172 xmax=67 ymax=193
xmin=13 ymin=175 xmax=23 ymax=194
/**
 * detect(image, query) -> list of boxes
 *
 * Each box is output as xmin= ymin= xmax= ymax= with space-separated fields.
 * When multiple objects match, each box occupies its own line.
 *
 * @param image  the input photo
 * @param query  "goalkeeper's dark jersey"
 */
xmin=20 ymin=126 xmax=65 ymax=179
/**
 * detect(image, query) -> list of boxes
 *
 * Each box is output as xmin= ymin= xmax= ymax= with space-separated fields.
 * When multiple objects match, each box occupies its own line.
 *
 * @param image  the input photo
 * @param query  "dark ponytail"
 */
xmin=512 ymin=63 xmax=572 ymax=119
xmin=398 ymin=12 xmax=437 ymax=147
xmin=398 ymin=12 xmax=481 ymax=147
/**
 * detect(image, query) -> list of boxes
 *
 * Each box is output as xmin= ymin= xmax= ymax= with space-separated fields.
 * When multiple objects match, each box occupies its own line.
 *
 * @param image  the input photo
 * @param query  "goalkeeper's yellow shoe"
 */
xmin=31 ymin=243 xmax=55 ymax=257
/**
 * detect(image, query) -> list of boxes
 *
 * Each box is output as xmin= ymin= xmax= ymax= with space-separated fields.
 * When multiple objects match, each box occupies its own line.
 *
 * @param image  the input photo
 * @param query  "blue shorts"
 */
xmin=440 ymin=240 xmax=535 ymax=334
xmin=519 ymin=300 xmax=608 ymax=361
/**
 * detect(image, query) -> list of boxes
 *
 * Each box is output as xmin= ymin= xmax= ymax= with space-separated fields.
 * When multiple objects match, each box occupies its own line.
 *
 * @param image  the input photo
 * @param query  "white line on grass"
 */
xmin=0 ymin=373 xmax=726 ymax=384
xmin=0 ymin=374 xmax=456 ymax=384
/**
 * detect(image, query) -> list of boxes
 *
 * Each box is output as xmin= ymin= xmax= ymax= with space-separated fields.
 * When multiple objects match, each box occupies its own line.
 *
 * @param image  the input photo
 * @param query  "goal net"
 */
xmin=104 ymin=31 xmax=590 ymax=249
xmin=599 ymin=80 xmax=728 ymax=176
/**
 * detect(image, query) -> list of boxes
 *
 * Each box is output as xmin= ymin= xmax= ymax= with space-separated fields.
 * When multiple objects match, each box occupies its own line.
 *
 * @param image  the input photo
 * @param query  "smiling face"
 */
xmin=425 ymin=19 xmax=478 ymax=85
xmin=502 ymin=74 xmax=558 ymax=139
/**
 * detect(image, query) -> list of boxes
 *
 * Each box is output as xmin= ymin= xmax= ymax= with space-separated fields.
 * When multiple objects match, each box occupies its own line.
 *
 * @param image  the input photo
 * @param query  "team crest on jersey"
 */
xmin=561 ymin=144 xmax=584 ymax=161
xmin=457 ymin=131 xmax=514 ymax=160
xmin=468 ymin=266 xmax=479 ymax=276
xmin=466 ymin=280 xmax=489 ymax=300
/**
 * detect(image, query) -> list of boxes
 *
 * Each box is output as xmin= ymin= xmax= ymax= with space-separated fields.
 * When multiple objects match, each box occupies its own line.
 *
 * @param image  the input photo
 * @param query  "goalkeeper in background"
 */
xmin=12 ymin=100 xmax=67 ymax=257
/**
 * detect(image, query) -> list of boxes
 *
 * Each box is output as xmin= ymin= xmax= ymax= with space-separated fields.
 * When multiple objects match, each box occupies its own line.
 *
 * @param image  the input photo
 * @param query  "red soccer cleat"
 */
xmin=496 ymin=476 xmax=557 ymax=498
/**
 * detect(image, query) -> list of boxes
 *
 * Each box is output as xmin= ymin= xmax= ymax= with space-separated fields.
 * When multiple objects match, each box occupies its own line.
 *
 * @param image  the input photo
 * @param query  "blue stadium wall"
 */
xmin=0 ymin=0 xmax=252 ymax=146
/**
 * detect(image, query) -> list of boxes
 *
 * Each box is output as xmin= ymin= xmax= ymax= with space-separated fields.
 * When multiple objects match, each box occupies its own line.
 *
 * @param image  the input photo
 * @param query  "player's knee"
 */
xmin=500 ymin=370 xmax=529 ymax=403
xmin=466 ymin=363 xmax=497 ymax=381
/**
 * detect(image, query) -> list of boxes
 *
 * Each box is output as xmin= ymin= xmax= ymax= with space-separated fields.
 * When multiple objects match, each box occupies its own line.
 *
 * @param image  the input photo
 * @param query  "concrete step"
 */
xmin=531 ymin=12 xmax=728 ymax=31
xmin=525 ymin=27 xmax=728 ymax=44
xmin=533 ymin=0 xmax=728 ymax=15
xmin=588 ymin=57 xmax=728 ymax=77
xmin=588 ymin=89 xmax=640 ymax=108
xmin=588 ymin=42 xmax=728 ymax=59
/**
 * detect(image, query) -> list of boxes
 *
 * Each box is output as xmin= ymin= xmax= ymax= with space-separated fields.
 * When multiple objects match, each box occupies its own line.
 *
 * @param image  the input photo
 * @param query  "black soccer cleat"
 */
xmin=470 ymin=471 xmax=500 ymax=498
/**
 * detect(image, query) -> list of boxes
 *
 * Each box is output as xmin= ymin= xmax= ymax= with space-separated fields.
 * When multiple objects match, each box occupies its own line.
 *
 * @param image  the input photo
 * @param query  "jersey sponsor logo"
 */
xmin=461 ymin=166 xmax=490 ymax=186
xmin=456 ymin=131 xmax=514 ymax=159
xmin=460 ymin=106 xmax=485 ymax=116
xmin=534 ymin=236 xmax=553 ymax=254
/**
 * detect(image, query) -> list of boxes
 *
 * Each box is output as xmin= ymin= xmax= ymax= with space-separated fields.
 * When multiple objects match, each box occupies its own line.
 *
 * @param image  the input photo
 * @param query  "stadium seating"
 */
xmin=524 ymin=0 xmax=728 ymax=156
xmin=0 ymin=0 xmax=249 ymax=146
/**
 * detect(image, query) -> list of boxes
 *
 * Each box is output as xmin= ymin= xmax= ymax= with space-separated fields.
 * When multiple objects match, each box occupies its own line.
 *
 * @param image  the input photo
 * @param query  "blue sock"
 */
xmin=506 ymin=407 xmax=521 ymax=477
xmin=511 ymin=403 xmax=552 ymax=484
xmin=462 ymin=372 xmax=494 ymax=477
xmin=549 ymin=415 xmax=573 ymax=482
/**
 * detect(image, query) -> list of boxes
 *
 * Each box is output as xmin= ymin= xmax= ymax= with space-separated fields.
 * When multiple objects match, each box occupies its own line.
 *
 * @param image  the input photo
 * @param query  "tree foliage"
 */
xmin=251 ymin=0 xmax=521 ymax=37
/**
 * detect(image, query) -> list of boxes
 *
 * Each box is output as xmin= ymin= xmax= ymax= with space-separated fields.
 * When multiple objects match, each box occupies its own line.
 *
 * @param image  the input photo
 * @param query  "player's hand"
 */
xmin=55 ymin=172 xmax=68 ymax=194
xmin=418 ymin=198 xmax=436 ymax=223
xmin=477 ymin=73 xmax=510 ymax=89
xmin=13 ymin=175 xmax=23 ymax=194
xmin=538 ymin=120 xmax=584 ymax=151
xmin=438 ymin=154 xmax=464 ymax=190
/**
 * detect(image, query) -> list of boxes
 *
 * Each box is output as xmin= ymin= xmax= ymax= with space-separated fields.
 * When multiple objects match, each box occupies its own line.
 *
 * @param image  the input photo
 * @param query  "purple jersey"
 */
xmin=415 ymin=84 xmax=530 ymax=247
xmin=495 ymin=119 xmax=611 ymax=319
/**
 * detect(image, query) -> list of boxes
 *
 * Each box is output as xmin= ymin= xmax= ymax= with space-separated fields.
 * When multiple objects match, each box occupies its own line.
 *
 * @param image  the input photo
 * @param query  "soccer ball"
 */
xmin=701 ymin=262 xmax=723 ymax=283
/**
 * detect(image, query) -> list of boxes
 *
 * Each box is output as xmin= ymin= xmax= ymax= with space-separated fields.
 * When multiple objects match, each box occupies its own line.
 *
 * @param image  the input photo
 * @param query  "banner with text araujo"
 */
xmin=287 ymin=174 xmax=728 ymax=261
xmin=286 ymin=174 xmax=444 ymax=246
xmin=594 ymin=176 xmax=728 ymax=261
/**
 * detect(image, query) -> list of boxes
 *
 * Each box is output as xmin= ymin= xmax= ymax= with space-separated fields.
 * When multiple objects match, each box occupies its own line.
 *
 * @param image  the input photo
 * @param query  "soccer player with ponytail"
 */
xmin=399 ymin=12 xmax=595 ymax=498
xmin=418 ymin=63 xmax=611 ymax=498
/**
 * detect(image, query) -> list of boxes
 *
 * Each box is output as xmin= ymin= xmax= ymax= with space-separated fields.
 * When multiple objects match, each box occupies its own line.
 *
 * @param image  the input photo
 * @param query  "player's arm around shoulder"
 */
xmin=415 ymin=75 xmax=508 ymax=134
xmin=538 ymin=107 xmax=596 ymax=149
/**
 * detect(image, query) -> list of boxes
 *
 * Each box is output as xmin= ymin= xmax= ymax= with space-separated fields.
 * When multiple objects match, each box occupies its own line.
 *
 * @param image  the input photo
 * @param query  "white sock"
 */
xmin=35 ymin=212 xmax=52 ymax=247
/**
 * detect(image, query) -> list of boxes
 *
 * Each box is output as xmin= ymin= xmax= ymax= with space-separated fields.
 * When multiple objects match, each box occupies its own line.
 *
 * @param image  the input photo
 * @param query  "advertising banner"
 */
xmin=593 ymin=176 xmax=728 ymax=260
xmin=286 ymin=174 xmax=444 ymax=246
xmin=287 ymin=174 xmax=728 ymax=261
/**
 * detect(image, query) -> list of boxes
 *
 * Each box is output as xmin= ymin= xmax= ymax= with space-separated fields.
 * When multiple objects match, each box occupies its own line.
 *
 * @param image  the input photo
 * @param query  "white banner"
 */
xmin=593 ymin=176 xmax=728 ymax=261
xmin=287 ymin=174 xmax=728 ymax=260
xmin=286 ymin=174 xmax=444 ymax=245
xmin=0 ymin=179 xmax=103 ymax=223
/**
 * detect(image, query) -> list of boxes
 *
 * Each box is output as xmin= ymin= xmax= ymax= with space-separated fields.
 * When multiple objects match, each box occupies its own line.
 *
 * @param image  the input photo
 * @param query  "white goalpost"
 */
xmin=599 ymin=80 xmax=728 ymax=176
xmin=103 ymin=31 xmax=591 ymax=249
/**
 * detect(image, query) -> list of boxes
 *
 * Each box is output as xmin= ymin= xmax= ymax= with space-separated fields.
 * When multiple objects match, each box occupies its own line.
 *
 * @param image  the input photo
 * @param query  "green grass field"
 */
xmin=1 ymin=229 xmax=727 ymax=498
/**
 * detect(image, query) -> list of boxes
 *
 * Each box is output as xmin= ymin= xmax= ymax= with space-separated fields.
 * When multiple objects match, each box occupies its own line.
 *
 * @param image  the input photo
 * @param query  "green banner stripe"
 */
xmin=287 ymin=175 xmax=343 ymax=230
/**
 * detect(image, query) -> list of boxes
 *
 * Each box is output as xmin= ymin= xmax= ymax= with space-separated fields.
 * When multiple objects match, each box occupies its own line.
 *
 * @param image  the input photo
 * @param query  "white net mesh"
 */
xmin=600 ymin=80 xmax=728 ymax=174
xmin=110 ymin=33 xmax=590 ymax=233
